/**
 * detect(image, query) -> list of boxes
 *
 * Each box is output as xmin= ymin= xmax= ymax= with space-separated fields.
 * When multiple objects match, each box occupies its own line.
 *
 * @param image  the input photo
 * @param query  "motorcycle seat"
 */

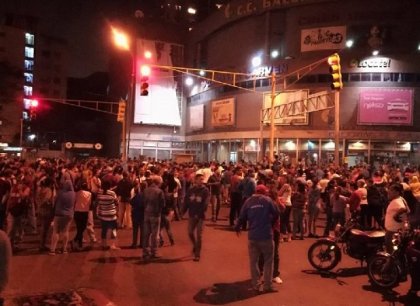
xmin=350 ymin=229 xmax=385 ymax=238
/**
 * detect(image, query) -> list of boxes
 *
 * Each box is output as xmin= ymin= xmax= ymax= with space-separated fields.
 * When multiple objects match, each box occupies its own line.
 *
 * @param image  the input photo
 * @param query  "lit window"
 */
xmin=24 ymin=60 xmax=34 ymax=71
xmin=24 ymin=73 xmax=33 ymax=83
xmin=23 ymin=85 xmax=33 ymax=96
xmin=23 ymin=98 xmax=32 ymax=109
xmin=25 ymin=47 xmax=34 ymax=58
xmin=25 ymin=33 xmax=35 ymax=45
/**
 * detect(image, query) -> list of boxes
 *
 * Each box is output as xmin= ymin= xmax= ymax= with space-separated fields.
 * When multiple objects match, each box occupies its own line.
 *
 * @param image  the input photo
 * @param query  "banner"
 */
xmin=301 ymin=26 xmax=346 ymax=52
xmin=358 ymin=88 xmax=413 ymax=125
xmin=211 ymin=98 xmax=235 ymax=127
xmin=188 ymin=104 xmax=204 ymax=130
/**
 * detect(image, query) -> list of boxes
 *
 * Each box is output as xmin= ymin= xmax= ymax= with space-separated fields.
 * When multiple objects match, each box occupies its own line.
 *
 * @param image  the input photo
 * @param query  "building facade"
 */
xmin=0 ymin=16 xmax=68 ymax=151
xmin=180 ymin=0 xmax=420 ymax=166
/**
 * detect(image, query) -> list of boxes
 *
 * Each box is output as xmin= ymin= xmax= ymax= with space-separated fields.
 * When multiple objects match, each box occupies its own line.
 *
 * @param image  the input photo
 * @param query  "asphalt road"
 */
xmin=3 ymin=207 xmax=416 ymax=306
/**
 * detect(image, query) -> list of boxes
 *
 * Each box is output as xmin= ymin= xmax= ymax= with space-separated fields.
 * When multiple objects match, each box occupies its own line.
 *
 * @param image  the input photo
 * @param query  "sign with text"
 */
xmin=211 ymin=98 xmax=235 ymax=127
xmin=358 ymin=88 xmax=413 ymax=125
xmin=301 ymin=26 xmax=346 ymax=52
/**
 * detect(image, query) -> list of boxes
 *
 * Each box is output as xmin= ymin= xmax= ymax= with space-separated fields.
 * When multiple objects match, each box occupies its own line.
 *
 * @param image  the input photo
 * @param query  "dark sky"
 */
xmin=0 ymin=0 xmax=156 ymax=77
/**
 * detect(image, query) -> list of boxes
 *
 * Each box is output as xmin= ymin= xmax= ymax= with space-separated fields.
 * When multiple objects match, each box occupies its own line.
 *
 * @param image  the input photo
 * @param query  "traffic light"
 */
xmin=140 ymin=77 xmax=149 ymax=96
xmin=29 ymin=99 xmax=39 ymax=120
xmin=117 ymin=100 xmax=126 ymax=122
xmin=327 ymin=53 xmax=343 ymax=91
xmin=140 ymin=64 xmax=151 ymax=96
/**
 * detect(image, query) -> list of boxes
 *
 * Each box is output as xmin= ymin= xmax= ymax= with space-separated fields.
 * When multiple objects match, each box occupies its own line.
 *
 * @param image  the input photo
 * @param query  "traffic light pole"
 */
xmin=334 ymin=90 xmax=340 ymax=167
xmin=269 ymin=71 xmax=276 ymax=164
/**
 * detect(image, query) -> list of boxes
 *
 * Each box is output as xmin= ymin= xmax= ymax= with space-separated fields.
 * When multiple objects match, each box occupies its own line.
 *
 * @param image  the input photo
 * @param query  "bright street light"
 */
xmin=185 ymin=77 xmax=194 ymax=86
xmin=346 ymin=39 xmax=354 ymax=48
xmin=251 ymin=55 xmax=262 ymax=67
xmin=111 ymin=27 xmax=130 ymax=51
xmin=271 ymin=50 xmax=279 ymax=58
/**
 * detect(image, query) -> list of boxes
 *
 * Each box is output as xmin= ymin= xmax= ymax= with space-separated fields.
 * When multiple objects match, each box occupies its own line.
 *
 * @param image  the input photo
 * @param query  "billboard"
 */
xmin=211 ymin=98 xmax=235 ymax=127
xmin=133 ymin=39 xmax=182 ymax=126
xmin=358 ymin=88 xmax=413 ymax=125
xmin=188 ymin=104 xmax=204 ymax=130
xmin=301 ymin=26 xmax=346 ymax=52
xmin=263 ymin=90 xmax=309 ymax=125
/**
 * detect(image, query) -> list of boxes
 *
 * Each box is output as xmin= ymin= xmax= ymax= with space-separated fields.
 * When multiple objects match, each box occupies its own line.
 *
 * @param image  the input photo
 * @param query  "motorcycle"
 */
xmin=367 ymin=222 xmax=420 ymax=289
xmin=307 ymin=217 xmax=385 ymax=271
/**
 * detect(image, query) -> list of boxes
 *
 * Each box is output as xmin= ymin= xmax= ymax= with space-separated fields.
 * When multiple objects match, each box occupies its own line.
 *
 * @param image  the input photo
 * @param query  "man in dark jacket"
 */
xmin=142 ymin=176 xmax=165 ymax=259
xmin=235 ymin=184 xmax=280 ymax=294
xmin=182 ymin=174 xmax=209 ymax=262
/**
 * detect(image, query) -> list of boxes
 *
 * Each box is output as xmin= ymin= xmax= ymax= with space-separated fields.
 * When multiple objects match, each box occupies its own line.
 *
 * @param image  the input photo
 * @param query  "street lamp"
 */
xmin=111 ymin=26 xmax=135 ymax=161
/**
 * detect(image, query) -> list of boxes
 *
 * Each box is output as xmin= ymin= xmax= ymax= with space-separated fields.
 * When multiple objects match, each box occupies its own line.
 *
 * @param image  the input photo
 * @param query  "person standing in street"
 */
xmin=182 ymin=173 xmax=210 ymax=262
xmin=96 ymin=180 xmax=120 ymax=251
xmin=142 ymin=176 xmax=165 ymax=259
xmin=235 ymin=184 xmax=280 ymax=294
xmin=115 ymin=172 xmax=133 ymax=229
xmin=384 ymin=183 xmax=410 ymax=253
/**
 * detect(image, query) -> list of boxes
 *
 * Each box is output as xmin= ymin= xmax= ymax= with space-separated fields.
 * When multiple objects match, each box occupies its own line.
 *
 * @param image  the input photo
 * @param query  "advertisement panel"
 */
xmin=301 ymin=26 xmax=346 ymax=52
xmin=211 ymin=98 xmax=235 ymax=127
xmin=188 ymin=104 xmax=204 ymax=130
xmin=133 ymin=39 xmax=182 ymax=126
xmin=358 ymin=88 xmax=413 ymax=125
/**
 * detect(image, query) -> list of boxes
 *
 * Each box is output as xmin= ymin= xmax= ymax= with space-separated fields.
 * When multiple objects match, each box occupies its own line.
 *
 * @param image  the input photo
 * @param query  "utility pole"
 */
xmin=269 ymin=71 xmax=276 ymax=164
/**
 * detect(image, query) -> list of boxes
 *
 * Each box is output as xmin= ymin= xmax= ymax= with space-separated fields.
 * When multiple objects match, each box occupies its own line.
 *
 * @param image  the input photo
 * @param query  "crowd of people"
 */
xmin=0 ymin=155 xmax=420 ymax=298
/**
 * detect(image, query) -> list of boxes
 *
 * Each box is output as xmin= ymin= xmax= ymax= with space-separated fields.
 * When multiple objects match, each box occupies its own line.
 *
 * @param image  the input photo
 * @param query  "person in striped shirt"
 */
xmin=96 ymin=180 xmax=120 ymax=250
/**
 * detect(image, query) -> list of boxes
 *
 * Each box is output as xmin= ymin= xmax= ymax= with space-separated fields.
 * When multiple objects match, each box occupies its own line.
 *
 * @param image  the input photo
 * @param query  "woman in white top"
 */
xmin=72 ymin=181 xmax=92 ymax=250
xmin=356 ymin=179 xmax=369 ymax=229
xmin=279 ymin=183 xmax=292 ymax=242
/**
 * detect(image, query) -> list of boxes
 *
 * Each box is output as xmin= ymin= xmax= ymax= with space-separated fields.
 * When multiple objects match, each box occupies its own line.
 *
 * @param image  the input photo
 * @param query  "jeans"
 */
xmin=73 ymin=211 xmax=89 ymax=248
xmin=160 ymin=212 xmax=175 ymax=244
xmin=248 ymin=239 xmax=274 ymax=290
xmin=100 ymin=220 xmax=118 ymax=240
xmin=132 ymin=215 xmax=144 ymax=247
xmin=210 ymin=194 xmax=221 ymax=221
xmin=280 ymin=206 xmax=292 ymax=235
xmin=50 ymin=215 xmax=73 ymax=252
xmin=142 ymin=215 xmax=161 ymax=256
xmin=6 ymin=213 xmax=24 ymax=248
xmin=259 ymin=230 xmax=280 ymax=278
xmin=188 ymin=216 xmax=204 ymax=257
xmin=292 ymin=208 xmax=304 ymax=238
xmin=229 ymin=191 xmax=242 ymax=226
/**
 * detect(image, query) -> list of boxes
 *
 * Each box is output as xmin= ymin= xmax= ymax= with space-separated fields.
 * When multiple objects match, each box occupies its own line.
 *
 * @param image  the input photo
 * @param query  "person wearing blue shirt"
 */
xmin=235 ymin=184 xmax=280 ymax=294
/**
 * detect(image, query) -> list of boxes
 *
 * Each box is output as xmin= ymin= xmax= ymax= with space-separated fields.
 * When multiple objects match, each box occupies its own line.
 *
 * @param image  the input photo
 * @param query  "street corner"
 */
xmin=6 ymin=288 xmax=116 ymax=306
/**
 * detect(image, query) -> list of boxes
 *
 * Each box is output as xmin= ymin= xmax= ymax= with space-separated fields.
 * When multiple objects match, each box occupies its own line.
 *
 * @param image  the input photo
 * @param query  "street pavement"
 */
xmin=3 ymin=206 xmax=416 ymax=306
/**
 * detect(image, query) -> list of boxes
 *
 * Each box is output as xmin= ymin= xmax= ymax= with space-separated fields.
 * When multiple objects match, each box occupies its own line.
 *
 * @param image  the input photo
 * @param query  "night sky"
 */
xmin=0 ymin=0 xmax=158 ymax=77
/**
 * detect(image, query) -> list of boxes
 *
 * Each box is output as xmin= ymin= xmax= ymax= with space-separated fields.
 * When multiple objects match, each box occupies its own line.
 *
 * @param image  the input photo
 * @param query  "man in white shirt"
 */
xmin=384 ymin=183 xmax=410 ymax=253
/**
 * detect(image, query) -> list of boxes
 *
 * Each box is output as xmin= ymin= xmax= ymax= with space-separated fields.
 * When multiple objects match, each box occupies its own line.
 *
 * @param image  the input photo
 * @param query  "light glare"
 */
xmin=251 ymin=56 xmax=262 ymax=68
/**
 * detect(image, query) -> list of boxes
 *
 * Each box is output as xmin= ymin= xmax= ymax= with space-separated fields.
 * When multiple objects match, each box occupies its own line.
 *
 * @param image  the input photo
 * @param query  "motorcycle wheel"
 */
xmin=367 ymin=254 xmax=400 ymax=289
xmin=307 ymin=240 xmax=341 ymax=271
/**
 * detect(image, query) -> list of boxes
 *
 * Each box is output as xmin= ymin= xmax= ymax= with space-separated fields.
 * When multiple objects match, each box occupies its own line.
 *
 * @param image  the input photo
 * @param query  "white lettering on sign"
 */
xmin=350 ymin=58 xmax=391 ymax=69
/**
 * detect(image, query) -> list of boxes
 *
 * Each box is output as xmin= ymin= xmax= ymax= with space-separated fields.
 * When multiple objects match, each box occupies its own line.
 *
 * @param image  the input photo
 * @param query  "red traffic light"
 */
xmin=140 ymin=64 xmax=151 ymax=77
xmin=30 ymin=99 xmax=39 ymax=107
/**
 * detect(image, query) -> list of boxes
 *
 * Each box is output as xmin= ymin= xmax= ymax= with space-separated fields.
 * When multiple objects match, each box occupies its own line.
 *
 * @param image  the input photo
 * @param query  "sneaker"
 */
xmin=273 ymin=277 xmax=283 ymax=284
xmin=110 ymin=245 xmax=121 ymax=250
xmin=262 ymin=287 xmax=278 ymax=294
xmin=48 ymin=251 xmax=56 ymax=256
xmin=193 ymin=256 xmax=200 ymax=262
